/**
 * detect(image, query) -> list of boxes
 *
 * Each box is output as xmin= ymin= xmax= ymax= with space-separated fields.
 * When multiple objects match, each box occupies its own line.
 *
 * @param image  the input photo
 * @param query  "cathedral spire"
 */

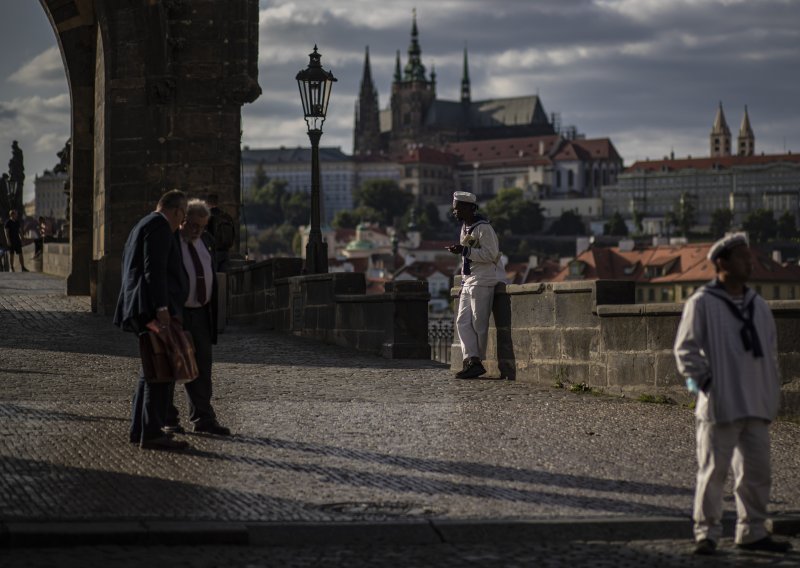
xmin=353 ymin=45 xmax=381 ymax=155
xmin=403 ymin=8 xmax=426 ymax=82
xmin=394 ymin=50 xmax=402 ymax=83
xmin=461 ymin=46 xmax=471 ymax=103
xmin=737 ymin=104 xmax=755 ymax=156
xmin=361 ymin=45 xmax=373 ymax=87
xmin=710 ymin=101 xmax=732 ymax=157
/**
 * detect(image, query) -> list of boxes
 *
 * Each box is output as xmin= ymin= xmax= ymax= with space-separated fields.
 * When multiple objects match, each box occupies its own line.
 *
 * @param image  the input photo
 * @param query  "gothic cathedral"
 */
xmin=354 ymin=11 xmax=556 ymax=156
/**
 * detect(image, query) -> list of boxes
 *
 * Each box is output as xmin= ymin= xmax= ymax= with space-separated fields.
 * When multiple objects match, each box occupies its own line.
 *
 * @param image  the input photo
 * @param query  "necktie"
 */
xmin=186 ymin=241 xmax=207 ymax=305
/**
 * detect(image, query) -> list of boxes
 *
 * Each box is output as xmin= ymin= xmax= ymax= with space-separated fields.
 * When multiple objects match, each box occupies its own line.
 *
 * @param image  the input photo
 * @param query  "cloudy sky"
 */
xmin=2 ymin=0 xmax=799 ymax=203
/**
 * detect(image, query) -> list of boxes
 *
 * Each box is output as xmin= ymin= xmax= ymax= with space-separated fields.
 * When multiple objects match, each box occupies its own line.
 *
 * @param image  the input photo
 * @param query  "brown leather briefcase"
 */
xmin=139 ymin=318 xmax=199 ymax=384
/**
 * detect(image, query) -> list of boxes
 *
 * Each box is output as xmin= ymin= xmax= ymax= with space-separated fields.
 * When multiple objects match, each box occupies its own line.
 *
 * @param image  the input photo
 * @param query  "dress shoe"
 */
xmin=456 ymin=359 xmax=487 ymax=379
xmin=694 ymin=538 xmax=717 ymax=555
xmin=193 ymin=421 xmax=231 ymax=436
xmin=140 ymin=434 xmax=190 ymax=451
xmin=162 ymin=424 xmax=186 ymax=434
xmin=736 ymin=536 xmax=792 ymax=553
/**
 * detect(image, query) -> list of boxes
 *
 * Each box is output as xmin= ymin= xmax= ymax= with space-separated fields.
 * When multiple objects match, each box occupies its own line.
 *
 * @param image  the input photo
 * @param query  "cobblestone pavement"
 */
xmin=1 ymin=272 xmax=799 ymax=564
xmin=3 ymin=539 xmax=800 ymax=568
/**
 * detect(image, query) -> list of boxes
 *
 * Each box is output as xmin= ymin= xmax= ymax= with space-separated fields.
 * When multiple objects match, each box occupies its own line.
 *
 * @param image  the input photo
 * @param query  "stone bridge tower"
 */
xmin=39 ymin=0 xmax=261 ymax=313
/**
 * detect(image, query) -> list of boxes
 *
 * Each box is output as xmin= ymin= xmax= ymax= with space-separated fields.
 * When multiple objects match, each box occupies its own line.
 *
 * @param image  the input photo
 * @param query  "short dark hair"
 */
xmin=205 ymin=193 xmax=219 ymax=206
xmin=157 ymin=189 xmax=187 ymax=211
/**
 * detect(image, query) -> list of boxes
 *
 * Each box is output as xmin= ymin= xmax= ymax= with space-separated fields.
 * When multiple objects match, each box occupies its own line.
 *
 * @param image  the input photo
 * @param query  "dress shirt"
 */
xmin=180 ymin=237 xmax=213 ymax=307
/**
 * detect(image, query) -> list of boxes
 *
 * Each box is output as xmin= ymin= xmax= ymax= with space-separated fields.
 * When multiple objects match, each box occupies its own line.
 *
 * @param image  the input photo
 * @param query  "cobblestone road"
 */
xmin=1 ymin=272 xmax=799 ymax=565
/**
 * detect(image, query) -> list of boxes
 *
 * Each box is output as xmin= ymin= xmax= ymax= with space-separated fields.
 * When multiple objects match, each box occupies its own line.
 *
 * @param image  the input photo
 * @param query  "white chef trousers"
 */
xmin=693 ymin=417 xmax=772 ymax=545
xmin=456 ymin=284 xmax=495 ymax=361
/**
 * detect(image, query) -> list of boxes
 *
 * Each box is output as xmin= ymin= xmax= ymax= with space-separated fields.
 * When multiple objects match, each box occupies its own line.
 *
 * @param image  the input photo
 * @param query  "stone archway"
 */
xmin=38 ymin=0 xmax=261 ymax=313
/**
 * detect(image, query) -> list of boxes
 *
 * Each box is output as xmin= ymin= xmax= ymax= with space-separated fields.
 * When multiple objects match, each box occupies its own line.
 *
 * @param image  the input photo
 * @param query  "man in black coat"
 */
xmin=114 ymin=189 xmax=190 ymax=451
xmin=165 ymin=198 xmax=231 ymax=436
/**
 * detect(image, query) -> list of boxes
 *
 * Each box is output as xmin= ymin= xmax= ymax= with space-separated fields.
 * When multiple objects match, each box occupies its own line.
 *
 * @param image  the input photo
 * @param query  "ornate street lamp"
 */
xmin=296 ymin=45 xmax=337 ymax=274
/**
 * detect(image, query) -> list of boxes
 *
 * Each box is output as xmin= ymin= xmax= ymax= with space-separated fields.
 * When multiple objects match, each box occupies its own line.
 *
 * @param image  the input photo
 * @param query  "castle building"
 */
xmin=353 ymin=11 xmax=556 ymax=157
xmin=602 ymin=103 xmax=794 ymax=234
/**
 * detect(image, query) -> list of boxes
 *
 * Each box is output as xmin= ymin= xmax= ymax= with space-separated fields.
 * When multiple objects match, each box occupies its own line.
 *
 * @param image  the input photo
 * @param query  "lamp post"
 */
xmin=296 ymin=45 xmax=337 ymax=274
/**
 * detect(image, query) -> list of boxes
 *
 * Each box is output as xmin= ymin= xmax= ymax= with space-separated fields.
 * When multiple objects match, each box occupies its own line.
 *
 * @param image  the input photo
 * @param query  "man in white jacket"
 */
xmin=447 ymin=191 xmax=504 ymax=379
xmin=674 ymin=233 xmax=791 ymax=555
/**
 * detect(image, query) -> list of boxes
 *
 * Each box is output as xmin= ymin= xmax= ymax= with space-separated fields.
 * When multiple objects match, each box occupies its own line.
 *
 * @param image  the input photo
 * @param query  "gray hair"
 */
xmin=185 ymin=198 xmax=210 ymax=218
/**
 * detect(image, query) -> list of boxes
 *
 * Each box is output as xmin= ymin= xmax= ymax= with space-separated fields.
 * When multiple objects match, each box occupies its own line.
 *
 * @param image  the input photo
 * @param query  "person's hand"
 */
xmin=446 ymin=244 xmax=464 ymax=254
xmin=156 ymin=309 xmax=170 ymax=328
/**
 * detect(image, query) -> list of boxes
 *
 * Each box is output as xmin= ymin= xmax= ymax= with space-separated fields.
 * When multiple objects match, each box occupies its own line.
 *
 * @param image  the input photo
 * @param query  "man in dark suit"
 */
xmin=165 ymin=198 xmax=231 ymax=436
xmin=114 ymin=189 xmax=190 ymax=451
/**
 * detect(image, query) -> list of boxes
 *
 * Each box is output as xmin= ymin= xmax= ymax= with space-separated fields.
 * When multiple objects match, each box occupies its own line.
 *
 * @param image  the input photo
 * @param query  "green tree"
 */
xmin=604 ymin=211 xmax=629 ymax=236
xmin=483 ymin=187 xmax=544 ymax=234
xmin=332 ymin=206 xmax=383 ymax=229
xmin=742 ymin=209 xmax=776 ymax=243
xmin=249 ymin=179 xmax=288 ymax=227
xmin=282 ymin=191 xmax=311 ymax=227
xmin=709 ymin=208 xmax=734 ymax=239
xmin=631 ymin=208 xmax=644 ymax=235
xmin=332 ymin=210 xmax=359 ymax=229
xmin=354 ymin=179 xmax=414 ymax=227
xmin=549 ymin=210 xmax=586 ymax=236
xmin=776 ymin=211 xmax=798 ymax=240
xmin=252 ymin=162 xmax=269 ymax=192
xmin=254 ymin=223 xmax=297 ymax=257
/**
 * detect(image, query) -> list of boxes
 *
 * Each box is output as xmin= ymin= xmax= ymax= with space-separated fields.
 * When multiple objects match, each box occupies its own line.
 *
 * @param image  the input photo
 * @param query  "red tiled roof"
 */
xmin=444 ymin=135 xmax=558 ymax=166
xmin=549 ymin=243 xmax=800 ymax=284
xmin=627 ymin=153 xmax=800 ymax=173
xmin=398 ymin=146 xmax=460 ymax=166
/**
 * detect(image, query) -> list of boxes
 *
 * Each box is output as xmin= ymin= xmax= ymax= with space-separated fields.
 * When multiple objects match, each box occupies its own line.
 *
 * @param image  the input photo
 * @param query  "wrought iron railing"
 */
xmin=428 ymin=319 xmax=454 ymax=364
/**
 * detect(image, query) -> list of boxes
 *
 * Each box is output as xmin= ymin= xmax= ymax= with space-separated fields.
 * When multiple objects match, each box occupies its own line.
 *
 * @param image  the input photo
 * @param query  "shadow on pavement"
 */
xmin=230 ymin=435 xmax=693 ymax=498
xmin=187 ymin=445 xmax=687 ymax=518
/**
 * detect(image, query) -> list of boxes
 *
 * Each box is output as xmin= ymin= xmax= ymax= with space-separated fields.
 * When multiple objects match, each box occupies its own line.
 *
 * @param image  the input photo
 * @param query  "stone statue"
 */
xmin=7 ymin=140 xmax=25 ymax=213
xmin=0 ymin=173 xmax=11 ymax=218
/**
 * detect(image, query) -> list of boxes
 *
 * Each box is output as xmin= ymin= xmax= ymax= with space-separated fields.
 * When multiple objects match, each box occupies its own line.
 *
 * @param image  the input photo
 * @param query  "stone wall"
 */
xmin=450 ymin=280 xmax=800 ymax=415
xmin=227 ymin=260 xmax=431 ymax=359
xmin=43 ymin=243 xmax=71 ymax=279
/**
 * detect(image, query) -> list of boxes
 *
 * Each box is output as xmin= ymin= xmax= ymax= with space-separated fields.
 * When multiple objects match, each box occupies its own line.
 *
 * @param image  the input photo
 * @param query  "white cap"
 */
xmin=707 ymin=232 xmax=749 ymax=261
xmin=453 ymin=191 xmax=477 ymax=204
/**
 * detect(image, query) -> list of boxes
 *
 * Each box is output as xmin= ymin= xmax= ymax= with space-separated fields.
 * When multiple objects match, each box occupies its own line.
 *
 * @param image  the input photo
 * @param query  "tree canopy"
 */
xmin=709 ymin=208 xmax=734 ymax=239
xmin=354 ymin=179 xmax=414 ymax=227
xmin=483 ymin=188 xmax=544 ymax=235
xmin=548 ymin=210 xmax=586 ymax=236
xmin=742 ymin=209 xmax=777 ymax=243
xmin=604 ymin=211 xmax=629 ymax=236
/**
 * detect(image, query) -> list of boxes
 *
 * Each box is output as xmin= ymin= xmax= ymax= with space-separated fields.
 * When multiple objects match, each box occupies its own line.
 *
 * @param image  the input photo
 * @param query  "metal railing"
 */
xmin=428 ymin=319 xmax=454 ymax=364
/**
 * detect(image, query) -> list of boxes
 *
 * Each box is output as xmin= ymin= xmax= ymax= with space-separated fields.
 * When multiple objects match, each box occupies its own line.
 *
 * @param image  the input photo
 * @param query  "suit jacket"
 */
xmin=114 ymin=212 xmax=189 ymax=333
xmin=179 ymin=230 xmax=219 ymax=345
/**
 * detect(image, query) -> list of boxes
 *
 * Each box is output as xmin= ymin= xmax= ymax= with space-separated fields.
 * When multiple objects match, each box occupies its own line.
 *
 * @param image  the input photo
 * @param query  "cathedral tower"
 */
xmin=710 ymin=102 xmax=732 ymax=157
xmin=353 ymin=46 xmax=381 ymax=155
xmin=737 ymin=105 xmax=755 ymax=156
xmin=461 ymin=47 xmax=471 ymax=103
xmin=389 ymin=9 xmax=437 ymax=152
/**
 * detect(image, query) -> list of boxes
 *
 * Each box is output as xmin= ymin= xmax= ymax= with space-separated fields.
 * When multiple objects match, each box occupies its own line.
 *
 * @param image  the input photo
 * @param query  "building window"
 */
xmin=774 ymin=286 xmax=780 ymax=300
xmin=648 ymin=288 xmax=655 ymax=302
xmin=568 ymin=170 xmax=574 ymax=188
xmin=556 ymin=171 xmax=561 ymax=187
xmin=637 ymin=288 xmax=643 ymax=303
xmin=481 ymin=178 xmax=494 ymax=195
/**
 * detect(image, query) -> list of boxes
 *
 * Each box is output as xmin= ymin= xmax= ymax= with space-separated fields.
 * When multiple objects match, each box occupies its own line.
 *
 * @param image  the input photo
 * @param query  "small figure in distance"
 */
xmin=3 ymin=210 xmax=28 ymax=272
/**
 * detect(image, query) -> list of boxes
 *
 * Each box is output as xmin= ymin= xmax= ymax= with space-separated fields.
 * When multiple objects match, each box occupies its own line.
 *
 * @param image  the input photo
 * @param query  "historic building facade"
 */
xmin=353 ymin=12 xmax=557 ymax=157
xmin=603 ymin=104 xmax=799 ymax=232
